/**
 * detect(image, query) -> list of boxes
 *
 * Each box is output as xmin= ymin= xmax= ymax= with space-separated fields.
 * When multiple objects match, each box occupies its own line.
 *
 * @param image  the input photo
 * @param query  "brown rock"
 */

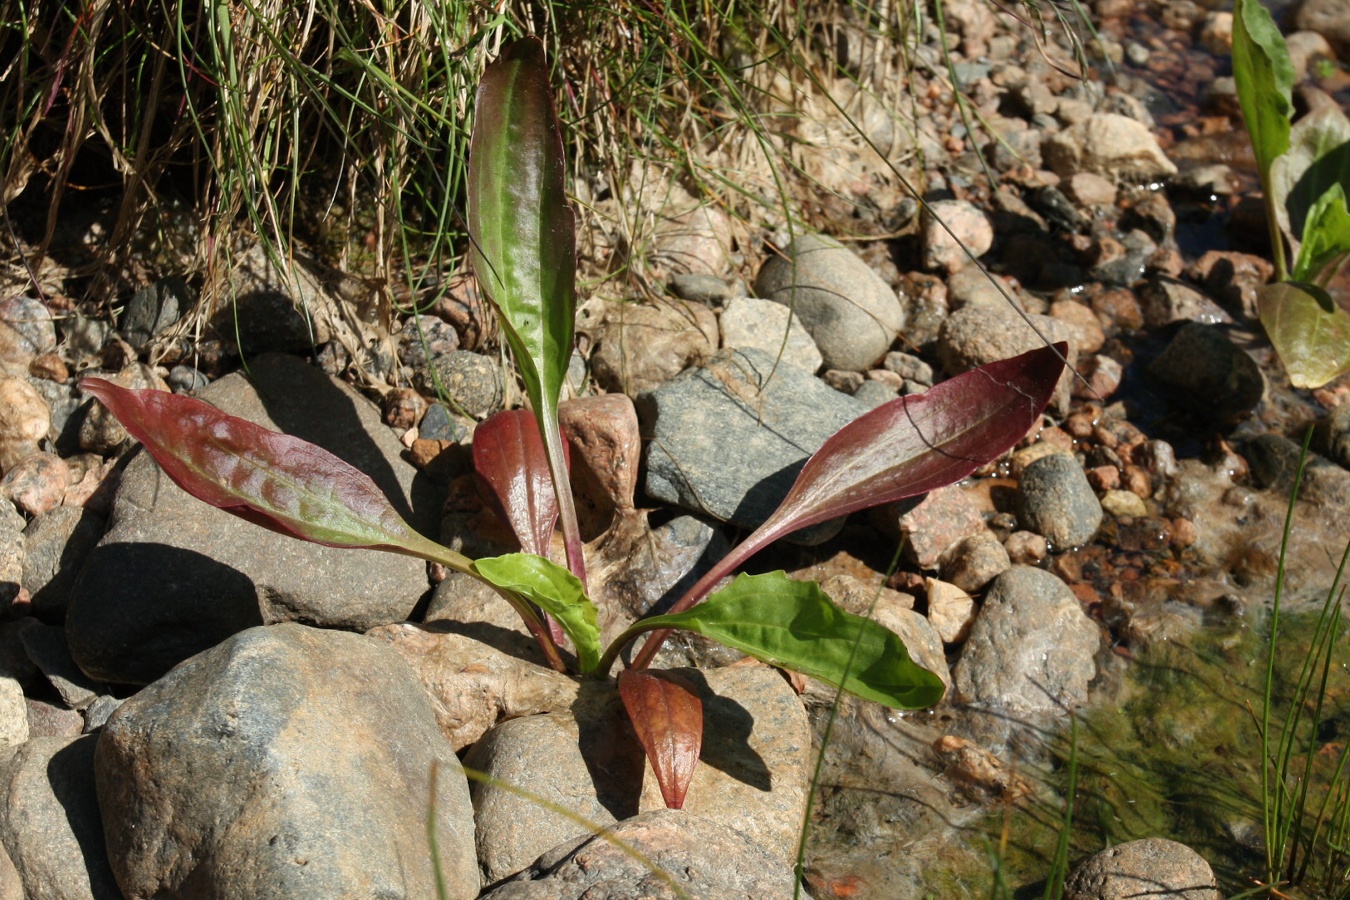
xmin=0 ymin=377 xmax=48 ymax=473
xmin=926 ymin=577 xmax=978 ymax=644
xmin=1 ymin=453 xmax=66 ymax=518
xmin=583 ymin=299 xmax=717 ymax=396
xmin=559 ymin=394 xmax=642 ymax=525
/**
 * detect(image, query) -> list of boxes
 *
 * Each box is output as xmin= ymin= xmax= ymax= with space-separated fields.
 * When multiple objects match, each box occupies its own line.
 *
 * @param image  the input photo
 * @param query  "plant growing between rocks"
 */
xmin=79 ymin=37 xmax=1066 ymax=812
xmin=1233 ymin=0 xmax=1350 ymax=388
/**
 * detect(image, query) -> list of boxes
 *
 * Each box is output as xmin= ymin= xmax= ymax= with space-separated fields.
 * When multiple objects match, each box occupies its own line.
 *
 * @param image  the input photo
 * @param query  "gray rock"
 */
xmin=1246 ymin=433 xmax=1350 ymax=508
xmin=480 ymin=809 xmax=797 ymax=899
xmin=936 ymin=304 xmax=1076 ymax=413
xmin=121 ymin=277 xmax=190 ymax=350
xmin=415 ymin=349 xmax=504 ymax=419
xmin=1042 ymin=114 xmax=1177 ymax=180
xmin=1295 ymin=0 xmax=1350 ymax=56
xmin=0 ymin=296 xmax=57 ymax=359
xmin=853 ymin=379 xmax=899 ymax=408
xmin=922 ymin=199 xmax=995 ymax=274
xmin=0 ymin=841 xmax=18 ymax=900
xmin=17 ymin=624 xmax=103 ymax=710
xmin=639 ymin=348 xmax=867 ymax=542
xmin=166 ymin=365 xmax=208 ymax=394
xmin=419 ymin=402 xmax=468 ymax=442
xmin=468 ymin=666 xmax=810 ymax=884
xmin=1064 ymin=837 xmax=1220 ymax=899
xmin=940 ymin=530 xmax=1012 ymax=593
xmin=651 ymin=205 xmax=734 ymax=277
xmin=668 ymin=273 xmax=732 ymax=305
xmin=1148 ymin=323 xmax=1265 ymax=422
xmin=1018 ymin=454 xmax=1103 ymax=549
xmin=718 ymin=296 xmax=823 ymax=373
xmin=66 ymin=354 xmax=438 ymax=685
xmin=883 ymin=351 xmax=934 ymax=386
xmin=755 ymin=234 xmax=905 ymax=371
xmin=0 ymin=735 xmax=120 ymax=900
xmin=22 ymin=506 xmax=104 ymax=621
xmin=96 ymin=623 xmax=477 ymax=900
xmin=953 ymin=566 xmax=1100 ymax=715
xmin=583 ymin=298 xmax=719 ymax=396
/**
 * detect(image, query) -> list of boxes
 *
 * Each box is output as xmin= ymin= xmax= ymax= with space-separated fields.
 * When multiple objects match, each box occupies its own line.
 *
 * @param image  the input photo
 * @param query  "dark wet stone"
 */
xmin=0 ymin=735 xmax=121 ymax=900
xmin=638 ymin=348 xmax=867 ymax=543
xmin=419 ymin=402 xmax=467 ymax=442
xmin=96 ymin=624 xmax=477 ymax=900
xmin=166 ymin=365 xmax=209 ymax=394
xmin=66 ymin=354 xmax=438 ymax=685
xmin=1147 ymin=323 xmax=1265 ymax=422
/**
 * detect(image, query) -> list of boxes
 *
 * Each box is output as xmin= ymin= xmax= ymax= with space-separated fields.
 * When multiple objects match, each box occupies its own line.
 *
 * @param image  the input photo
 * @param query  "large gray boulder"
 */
xmin=66 ymin=353 xmax=439 ymax=684
xmin=95 ymin=624 xmax=477 ymax=900
xmin=639 ymin=348 xmax=867 ymax=543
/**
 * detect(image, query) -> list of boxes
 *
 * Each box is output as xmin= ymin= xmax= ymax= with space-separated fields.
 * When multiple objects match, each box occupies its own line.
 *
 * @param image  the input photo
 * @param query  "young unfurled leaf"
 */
xmin=1271 ymin=106 xmax=1350 ymax=272
xmin=474 ymin=553 xmax=601 ymax=673
xmin=468 ymin=37 xmax=586 ymax=583
xmin=79 ymin=378 xmax=470 ymax=571
xmin=1258 ymin=282 xmax=1350 ymax=388
xmin=1292 ymin=184 xmax=1350 ymax=291
xmin=619 ymin=669 xmax=703 ymax=810
xmin=473 ymin=409 xmax=569 ymax=556
xmin=1232 ymin=0 xmax=1294 ymax=178
xmin=621 ymin=572 xmax=946 ymax=709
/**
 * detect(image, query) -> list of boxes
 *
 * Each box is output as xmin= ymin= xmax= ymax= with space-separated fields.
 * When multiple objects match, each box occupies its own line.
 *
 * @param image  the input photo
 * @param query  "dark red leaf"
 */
xmin=619 ymin=669 xmax=703 ymax=810
xmin=473 ymin=409 xmax=570 ymax=557
xmin=78 ymin=378 xmax=460 ymax=566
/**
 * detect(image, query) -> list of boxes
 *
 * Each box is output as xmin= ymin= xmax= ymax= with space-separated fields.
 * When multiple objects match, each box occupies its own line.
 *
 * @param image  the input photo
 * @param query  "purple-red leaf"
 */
xmin=619 ymin=669 xmax=703 ymax=810
xmin=629 ymin=343 xmax=1066 ymax=670
xmin=79 ymin=378 xmax=466 ymax=569
xmin=755 ymin=342 xmax=1067 ymax=544
xmin=473 ymin=409 xmax=570 ymax=557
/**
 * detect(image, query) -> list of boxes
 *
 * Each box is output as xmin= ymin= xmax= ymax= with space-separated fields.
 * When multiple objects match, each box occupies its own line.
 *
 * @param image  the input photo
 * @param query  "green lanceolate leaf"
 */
xmin=1292 ymin=183 xmax=1350 ymax=291
xmin=1258 ymin=281 xmax=1350 ymax=388
xmin=467 ymin=37 xmax=575 ymax=422
xmin=1271 ymin=105 xmax=1350 ymax=268
xmin=79 ymin=378 xmax=470 ymax=571
xmin=1232 ymin=0 xmax=1294 ymax=176
xmin=474 ymin=553 xmax=601 ymax=673
xmin=622 ymin=572 xmax=946 ymax=709
xmin=468 ymin=36 xmax=586 ymax=584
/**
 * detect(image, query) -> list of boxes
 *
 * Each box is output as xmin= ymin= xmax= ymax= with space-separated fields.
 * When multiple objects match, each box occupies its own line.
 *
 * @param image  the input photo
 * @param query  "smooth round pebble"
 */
xmin=1018 ymin=454 xmax=1103 ymax=549
xmin=1064 ymin=837 xmax=1220 ymax=899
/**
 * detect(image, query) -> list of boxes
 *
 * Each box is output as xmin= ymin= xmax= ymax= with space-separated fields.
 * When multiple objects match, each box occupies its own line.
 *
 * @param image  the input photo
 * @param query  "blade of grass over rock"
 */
xmin=630 ymin=344 xmax=1065 ymax=670
xmin=80 ymin=378 xmax=472 ymax=572
xmin=619 ymin=669 xmax=703 ymax=810
xmin=611 ymin=573 xmax=946 ymax=709
xmin=468 ymin=37 xmax=585 ymax=586
xmin=474 ymin=553 xmax=601 ymax=674
xmin=473 ymin=409 xmax=568 ymax=557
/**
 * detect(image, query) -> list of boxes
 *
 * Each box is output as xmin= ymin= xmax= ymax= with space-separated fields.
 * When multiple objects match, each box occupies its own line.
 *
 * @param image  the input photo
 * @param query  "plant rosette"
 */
xmin=79 ymin=36 xmax=1068 ymax=811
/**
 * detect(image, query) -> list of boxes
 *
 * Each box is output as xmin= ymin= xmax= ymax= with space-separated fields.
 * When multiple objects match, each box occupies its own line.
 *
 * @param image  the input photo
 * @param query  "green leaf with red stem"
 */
xmin=619 ymin=669 xmax=703 ymax=810
xmin=473 ymin=409 xmax=570 ymax=557
xmin=473 ymin=553 xmax=601 ymax=674
xmin=79 ymin=378 xmax=469 ymax=569
xmin=628 ymin=344 xmax=1066 ymax=671
xmin=468 ymin=37 xmax=585 ymax=585
xmin=615 ymin=573 xmax=946 ymax=709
